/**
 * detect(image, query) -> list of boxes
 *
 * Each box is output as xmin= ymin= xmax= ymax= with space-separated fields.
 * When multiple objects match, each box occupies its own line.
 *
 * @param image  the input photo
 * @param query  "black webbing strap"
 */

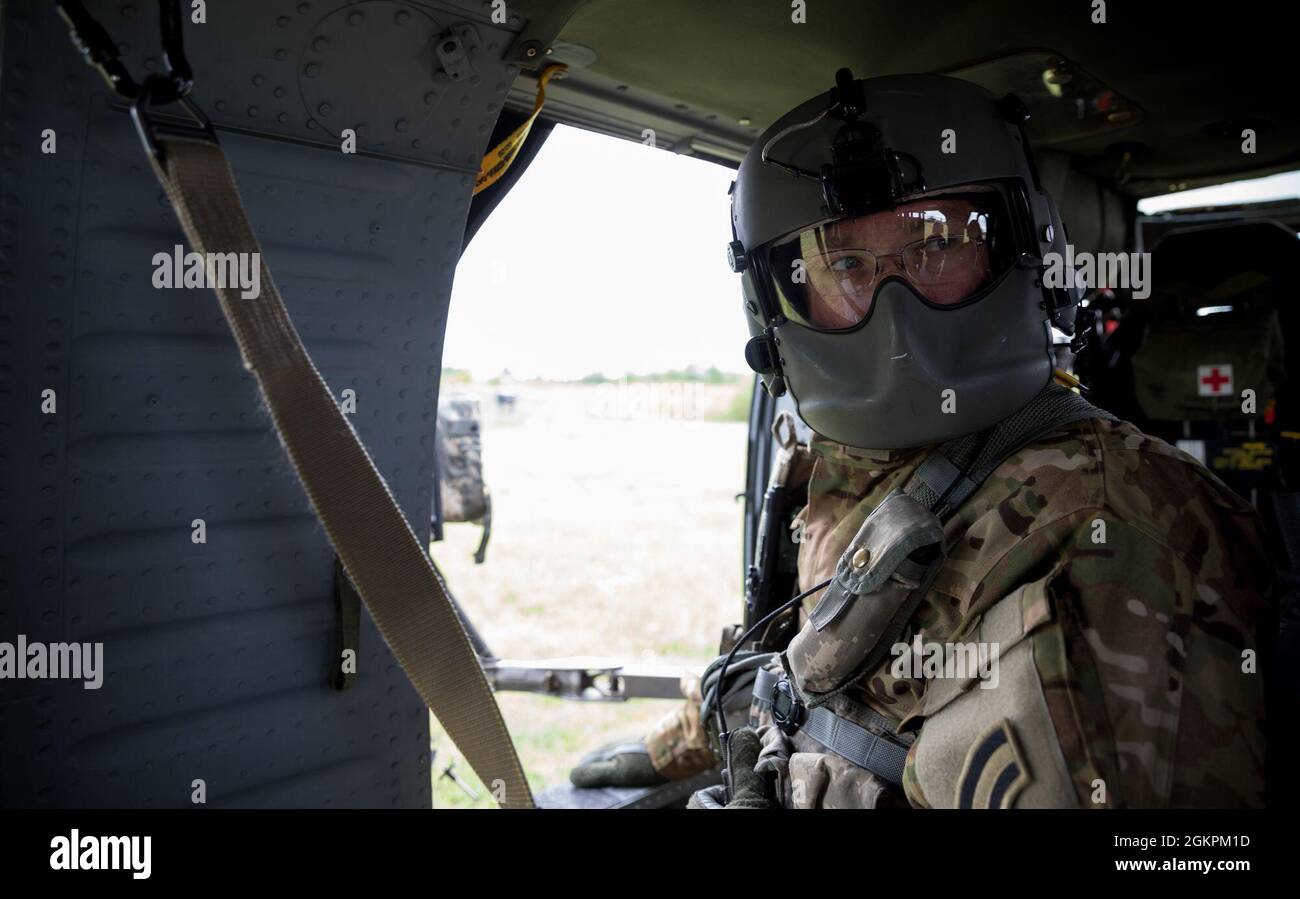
xmin=330 ymin=558 xmax=361 ymax=692
xmin=473 ymin=493 xmax=493 ymax=565
xmin=751 ymin=668 xmax=912 ymax=786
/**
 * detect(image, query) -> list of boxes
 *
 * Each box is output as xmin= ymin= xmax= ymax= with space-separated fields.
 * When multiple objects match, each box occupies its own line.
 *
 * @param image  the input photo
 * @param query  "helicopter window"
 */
xmin=432 ymin=124 xmax=752 ymax=804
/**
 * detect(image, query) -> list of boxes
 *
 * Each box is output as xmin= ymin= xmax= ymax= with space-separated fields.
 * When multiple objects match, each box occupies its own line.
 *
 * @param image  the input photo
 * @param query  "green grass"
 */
xmin=429 ymin=697 xmax=679 ymax=808
xmin=707 ymin=383 xmax=753 ymax=423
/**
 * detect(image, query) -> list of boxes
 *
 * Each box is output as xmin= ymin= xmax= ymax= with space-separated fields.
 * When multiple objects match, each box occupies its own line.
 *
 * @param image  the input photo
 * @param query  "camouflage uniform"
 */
xmin=663 ymin=414 xmax=1271 ymax=807
xmin=645 ymin=674 xmax=716 ymax=780
xmin=775 ymin=416 xmax=1270 ymax=808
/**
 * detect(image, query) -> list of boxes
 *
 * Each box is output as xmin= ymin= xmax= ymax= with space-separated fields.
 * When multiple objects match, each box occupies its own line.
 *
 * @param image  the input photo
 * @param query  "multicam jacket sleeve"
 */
xmin=644 ymin=674 xmax=716 ymax=780
xmin=1009 ymin=487 xmax=1268 ymax=806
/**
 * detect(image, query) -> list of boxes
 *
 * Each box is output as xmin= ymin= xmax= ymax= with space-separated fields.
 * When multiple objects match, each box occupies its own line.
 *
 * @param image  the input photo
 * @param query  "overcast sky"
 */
xmin=446 ymin=124 xmax=745 ymax=381
xmin=446 ymin=124 xmax=1300 ymax=381
xmin=1136 ymin=169 xmax=1300 ymax=214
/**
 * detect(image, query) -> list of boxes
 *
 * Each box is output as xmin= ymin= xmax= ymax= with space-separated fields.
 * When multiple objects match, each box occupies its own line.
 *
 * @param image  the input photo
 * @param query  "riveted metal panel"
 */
xmin=0 ymin=0 xmax=522 ymax=807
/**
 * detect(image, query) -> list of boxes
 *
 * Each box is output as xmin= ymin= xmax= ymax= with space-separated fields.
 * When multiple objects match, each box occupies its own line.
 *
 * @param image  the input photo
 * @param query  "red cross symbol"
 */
xmin=1197 ymin=364 xmax=1233 ymax=397
xmin=1202 ymin=369 xmax=1230 ymax=391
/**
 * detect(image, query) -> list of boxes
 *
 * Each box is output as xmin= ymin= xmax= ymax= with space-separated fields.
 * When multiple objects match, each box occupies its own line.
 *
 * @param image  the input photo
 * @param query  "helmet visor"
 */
xmin=765 ymin=186 xmax=1019 ymax=331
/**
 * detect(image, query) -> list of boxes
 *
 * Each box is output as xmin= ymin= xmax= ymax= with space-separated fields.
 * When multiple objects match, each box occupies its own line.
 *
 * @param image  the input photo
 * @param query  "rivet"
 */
xmin=851 ymin=547 xmax=870 ymax=569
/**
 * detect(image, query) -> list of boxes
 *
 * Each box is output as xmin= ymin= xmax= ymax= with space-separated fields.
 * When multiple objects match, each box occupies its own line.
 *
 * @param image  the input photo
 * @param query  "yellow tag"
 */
xmin=473 ymin=64 xmax=567 ymax=195
xmin=1213 ymin=442 xmax=1274 ymax=472
xmin=1051 ymin=368 xmax=1082 ymax=391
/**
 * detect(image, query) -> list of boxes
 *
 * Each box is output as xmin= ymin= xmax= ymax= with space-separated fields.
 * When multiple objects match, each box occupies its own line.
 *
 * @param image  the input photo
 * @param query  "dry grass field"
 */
xmin=428 ymin=380 xmax=750 ymax=807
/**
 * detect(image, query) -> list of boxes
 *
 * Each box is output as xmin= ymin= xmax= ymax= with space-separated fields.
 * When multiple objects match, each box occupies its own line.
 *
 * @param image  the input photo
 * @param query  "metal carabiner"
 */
xmin=130 ymin=77 xmax=218 ymax=162
xmin=57 ymin=0 xmax=192 ymax=101
xmin=56 ymin=0 xmax=144 ymax=100
xmin=57 ymin=0 xmax=213 ymax=161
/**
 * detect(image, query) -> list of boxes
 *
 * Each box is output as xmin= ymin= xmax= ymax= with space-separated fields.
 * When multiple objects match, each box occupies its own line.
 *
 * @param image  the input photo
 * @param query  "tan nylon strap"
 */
xmin=148 ymin=138 xmax=533 ymax=808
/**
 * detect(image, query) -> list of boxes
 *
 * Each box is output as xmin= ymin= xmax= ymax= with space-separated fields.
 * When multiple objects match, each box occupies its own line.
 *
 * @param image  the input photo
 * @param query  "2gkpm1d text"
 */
xmin=1115 ymin=834 xmax=1252 ymax=850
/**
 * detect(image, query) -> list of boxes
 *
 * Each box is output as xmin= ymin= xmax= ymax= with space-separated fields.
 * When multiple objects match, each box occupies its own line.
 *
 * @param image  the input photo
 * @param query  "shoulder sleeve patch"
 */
xmin=908 ymin=580 xmax=1079 ymax=808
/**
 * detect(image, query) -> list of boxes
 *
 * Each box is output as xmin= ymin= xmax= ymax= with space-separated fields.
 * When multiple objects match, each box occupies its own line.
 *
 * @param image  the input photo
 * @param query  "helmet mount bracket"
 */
xmin=760 ymin=68 xmax=928 ymax=219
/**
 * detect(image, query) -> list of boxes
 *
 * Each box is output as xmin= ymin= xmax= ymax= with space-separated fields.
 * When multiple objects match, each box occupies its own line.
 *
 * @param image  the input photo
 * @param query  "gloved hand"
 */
xmin=568 ymin=740 xmax=667 ymax=789
xmin=686 ymin=727 xmax=771 ymax=809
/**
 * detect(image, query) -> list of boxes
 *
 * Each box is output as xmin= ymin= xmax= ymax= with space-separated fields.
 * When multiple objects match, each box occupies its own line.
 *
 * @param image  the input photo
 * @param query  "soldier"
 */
xmin=574 ymin=70 xmax=1271 ymax=808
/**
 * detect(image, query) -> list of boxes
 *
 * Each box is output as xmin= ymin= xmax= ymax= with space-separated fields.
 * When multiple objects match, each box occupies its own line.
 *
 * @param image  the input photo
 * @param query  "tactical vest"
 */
xmin=751 ymin=382 xmax=1116 ymax=808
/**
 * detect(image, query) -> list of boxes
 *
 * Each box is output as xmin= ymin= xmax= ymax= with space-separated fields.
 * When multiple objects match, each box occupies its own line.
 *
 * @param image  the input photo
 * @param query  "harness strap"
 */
xmin=905 ymin=382 xmax=1117 ymax=519
xmin=749 ymin=666 xmax=780 ymax=725
xmin=751 ymin=668 xmax=911 ymax=787
xmin=146 ymin=137 xmax=534 ymax=808
xmin=800 ymin=706 xmax=909 ymax=788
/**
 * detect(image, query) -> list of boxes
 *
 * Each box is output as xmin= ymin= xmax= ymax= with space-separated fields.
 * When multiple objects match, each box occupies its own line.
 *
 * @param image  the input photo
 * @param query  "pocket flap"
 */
xmin=809 ymin=491 xmax=945 ymax=632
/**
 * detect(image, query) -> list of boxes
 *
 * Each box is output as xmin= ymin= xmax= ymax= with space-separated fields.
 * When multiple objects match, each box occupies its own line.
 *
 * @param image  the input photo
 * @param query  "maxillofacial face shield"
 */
xmin=729 ymin=72 xmax=1078 ymax=450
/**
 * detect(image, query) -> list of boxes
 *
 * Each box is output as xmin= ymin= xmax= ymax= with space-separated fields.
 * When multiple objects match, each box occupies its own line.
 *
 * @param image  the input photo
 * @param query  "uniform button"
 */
xmin=851 ymin=547 xmax=870 ymax=569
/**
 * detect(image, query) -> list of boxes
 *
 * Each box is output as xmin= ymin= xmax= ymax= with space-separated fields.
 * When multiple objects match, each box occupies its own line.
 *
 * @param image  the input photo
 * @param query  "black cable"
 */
xmin=714 ymin=576 xmax=833 ymax=800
